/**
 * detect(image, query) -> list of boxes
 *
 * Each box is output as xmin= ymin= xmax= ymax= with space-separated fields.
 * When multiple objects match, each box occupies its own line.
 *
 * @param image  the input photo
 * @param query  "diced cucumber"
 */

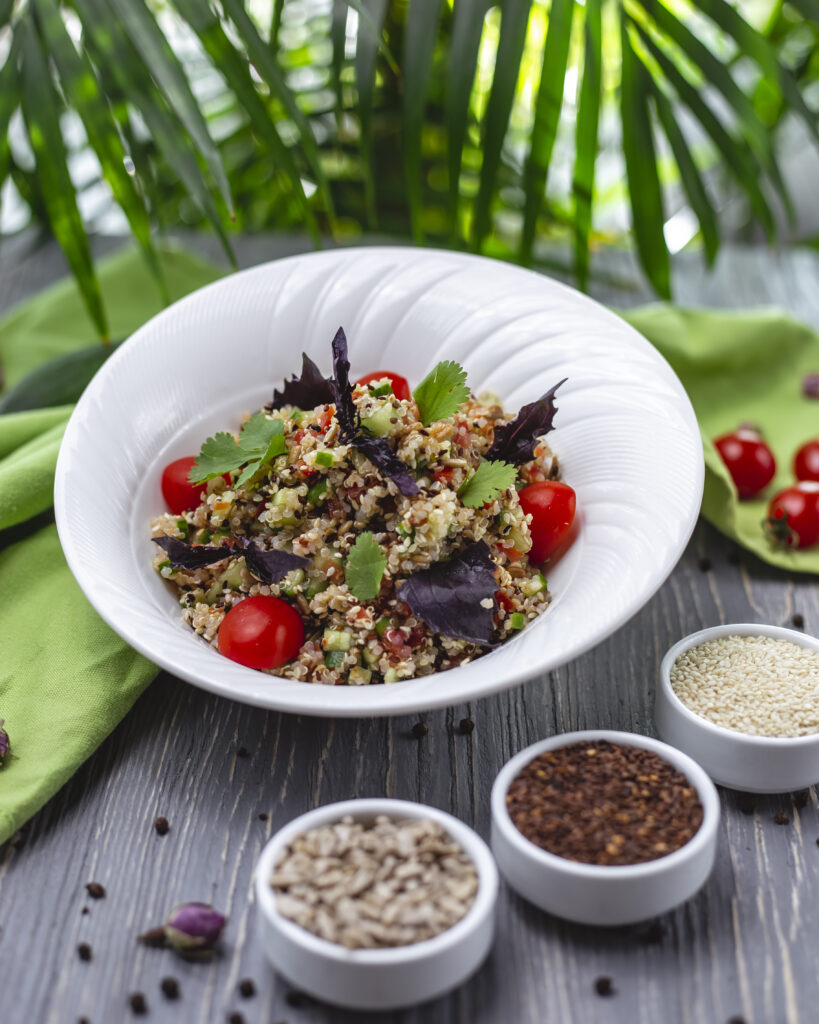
xmin=362 ymin=648 xmax=380 ymax=667
xmin=305 ymin=577 xmax=330 ymax=599
xmin=194 ymin=528 xmax=213 ymax=544
xmin=348 ymin=666 xmax=372 ymax=686
xmin=290 ymin=409 xmax=304 ymax=424
xmin=360 ymin=403 xmax=397 ymax=437
xmin=307 ymin=479 xmax=329 ymax=505
xmin=325 ymin=650 xmax=346 ymax=669
xmin=509 ymin=612 xmax=526 ymax=630
xmin=315 ymin=450 xmax=334 ymax=468
xmin=224 ymin=558 xmax=246 ymax=589
xmin=383 ymin=668 xmax=400 ymax=684
xmin=323 ymin=628 xmax=353 ymax=652
xmin=375 ymin=617 xmax=390 ymax=637
xmin=281 ymin=568 xmax=306 ymax=596
xmin=205 ymin=578 xmax=224 ymax=604
xmin=176 ymin=518 xmax=190 ymax=538
xmin=521 ymin=573 xmax=547 ymax=597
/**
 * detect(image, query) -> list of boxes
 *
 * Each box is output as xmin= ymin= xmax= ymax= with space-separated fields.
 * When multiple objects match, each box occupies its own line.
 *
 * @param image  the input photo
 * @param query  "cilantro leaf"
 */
xmin=413 ymin=361 xmax=470 ymax=426
xmin=190 ymin=413 xmax=285 ymax=486
xmin=458 ymin=459 xmax=517 ymax=508
xmin=345 ymin=531 xmax=386 ymax=602
xmin=485 ymin=379 xmax=566 ymax=465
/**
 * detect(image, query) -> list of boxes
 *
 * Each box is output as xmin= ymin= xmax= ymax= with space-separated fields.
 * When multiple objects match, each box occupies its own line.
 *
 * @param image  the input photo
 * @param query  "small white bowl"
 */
xmin=656 ymin=623 xmax=819 ymax=793
xmin=254 ymin=798 xmax=498 ymax=1010
xmin=490 ymin=731 xmax=719 ymax=926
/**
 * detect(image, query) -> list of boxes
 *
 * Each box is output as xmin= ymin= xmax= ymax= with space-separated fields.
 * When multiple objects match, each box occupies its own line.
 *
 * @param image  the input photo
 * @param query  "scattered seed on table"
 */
xmin=77 ymin=943 xmax=92 ymax=962
xmin=506 ymin=741 xmax=702 ymax=866
xmin=237 ymin=746 xmax=249 ymax=758
xmin=154 ymin=816 xmax=170 ymax=836
xmin=774 ymin=812 xmax=790 ymax=825
xmin=697 ymin=556 xmax=712 ymax=572
xmin=86 ymin=882 xmax=106 ymax=899
xmin=258 ymin=812 xmax=269 ymax=822
xmin=228 ymin=1013 xmax=244 ymax=1024
xmin=594 ymin=976 xmax=615 ymax=996
xmin=794 ymin=790 xmax=810 ymax=809
xmin=458 ymin=717 xmax=475 ymax=735
xmin=160 ymin=977 xmax=179 ymax=1000
xmin=128 ymin=993 xmax=147 ymax=1015
xmin=737 ymin=794 xmax=756 ymax=816
xmin=286 ymin=991 xmax=311 ymax=1007
xmin=81 ymin=907 xmax=89 ymax=916
xmin=78 ymin=1018 xmax=90 ymax=1024
xmin=728 ymin=1016 xmax=747 ymax=1024
xmin=792 ymin=613 xmax=805 ymax=629
xmin=638 ymin=921 xmax=665 ymax=945
xmin=815 ymin=838 xmax=819 ymax=847
xmin=411 ymin=721 xmax=428 ymax=739
xmin=238 ymin=979 xmax=255 ymax=998
xmin=727 ymin=548 xmax=741 ymax=566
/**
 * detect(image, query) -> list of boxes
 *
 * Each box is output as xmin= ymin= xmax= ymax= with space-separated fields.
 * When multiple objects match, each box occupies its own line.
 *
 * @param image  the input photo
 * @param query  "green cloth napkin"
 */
xmin=0 ymin=244 xmax=221 ymax=846
xmin=1 ymin=242 xmax=818 ymax=846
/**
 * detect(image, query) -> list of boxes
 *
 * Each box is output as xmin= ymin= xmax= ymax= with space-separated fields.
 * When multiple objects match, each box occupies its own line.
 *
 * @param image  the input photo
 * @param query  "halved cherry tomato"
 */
xmin=765 ymin=482 xmax=819 ymax=549
xmin=518 ymin=481 xmax=577 ymax=564
xmin=794 ymin=439 xmax=819 ymax=482
xmin=714 ymin=429 xmax=776 ymax=499
xmin=217 ymin=595 xmax=305 ymax=669
xmin=161 ymin=456 xmax=230 ymax=515
xmin=355 ymin=371 xmax=412 ymax=402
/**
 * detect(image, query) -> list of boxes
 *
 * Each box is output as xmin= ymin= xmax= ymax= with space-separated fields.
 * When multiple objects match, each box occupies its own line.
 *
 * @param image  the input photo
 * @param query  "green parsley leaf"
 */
xmin=458 ymin=459 xmax=517 ymax=508
xmin=190 ymin=413 xmax=286 ymax=485
xmin=413 ymin=361 xmax=470 ymax=426
xmin=345 ymin=531 xmax=386 ymax=602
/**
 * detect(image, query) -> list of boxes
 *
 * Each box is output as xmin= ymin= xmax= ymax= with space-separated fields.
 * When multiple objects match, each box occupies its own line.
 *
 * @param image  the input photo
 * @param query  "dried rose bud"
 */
xmin=0 ymin=720 xmax=10 ymax=765
xmin=803 ymin=374 xmax=819 ymax=399
xmin=164 ymin=903 xmax=226 ymax=954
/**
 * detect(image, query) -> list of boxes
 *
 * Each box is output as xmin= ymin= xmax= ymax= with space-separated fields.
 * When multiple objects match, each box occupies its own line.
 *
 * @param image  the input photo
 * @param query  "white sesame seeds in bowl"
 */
xmin=656 ymin=624 xmax=819 ymax=793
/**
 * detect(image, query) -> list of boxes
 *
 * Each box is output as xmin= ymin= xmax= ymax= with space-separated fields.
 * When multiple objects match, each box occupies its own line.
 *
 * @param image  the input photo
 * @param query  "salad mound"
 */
xmin=150 ymin=329 xmax=573 ymax=685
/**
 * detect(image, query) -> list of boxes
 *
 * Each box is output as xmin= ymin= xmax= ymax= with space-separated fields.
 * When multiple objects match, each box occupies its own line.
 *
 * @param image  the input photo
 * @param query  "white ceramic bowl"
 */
xmin=254 ymin=798 xmax=498 ymax=1010
xmin=490 ymin=730 xmax=720 ymax=926
xmin=55 ymin=246 xmax=703 ymax=716
xmin=656 ymin=623 xmax=819 ymax=793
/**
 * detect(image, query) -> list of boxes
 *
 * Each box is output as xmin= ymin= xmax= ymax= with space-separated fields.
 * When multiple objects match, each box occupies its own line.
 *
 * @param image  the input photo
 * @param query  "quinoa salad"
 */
xmin=150 ymin=328 xmax=575 ymax=685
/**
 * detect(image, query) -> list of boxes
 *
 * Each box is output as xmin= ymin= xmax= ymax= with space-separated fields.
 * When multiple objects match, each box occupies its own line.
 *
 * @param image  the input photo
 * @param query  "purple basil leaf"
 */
xmin=330 ymin=326 xmax=358 ymax=441
xmin=354 ymin=435 xmax=420 ymax=496
xmin=238 ymin=538 xmax=310 ymax=583
xmin=271 ymin=352 xmax=334 ymax=410
xmin=398 ymin=540 xmax=498 ymax=645
xmin=153 ymin=536 xmax=230 ymax=569
xmin=485 ymin=379 xmax=567 ymax=465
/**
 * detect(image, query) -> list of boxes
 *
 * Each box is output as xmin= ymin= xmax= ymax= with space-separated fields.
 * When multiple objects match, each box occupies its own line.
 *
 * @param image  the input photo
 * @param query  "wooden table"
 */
xmin=2 ymin=237 xmax=818 ymax=1024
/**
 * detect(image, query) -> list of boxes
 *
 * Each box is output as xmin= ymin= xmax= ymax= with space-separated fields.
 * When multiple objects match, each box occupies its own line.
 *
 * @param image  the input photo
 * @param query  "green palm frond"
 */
xmin=0 ymin=0 xmax=817 ymax=337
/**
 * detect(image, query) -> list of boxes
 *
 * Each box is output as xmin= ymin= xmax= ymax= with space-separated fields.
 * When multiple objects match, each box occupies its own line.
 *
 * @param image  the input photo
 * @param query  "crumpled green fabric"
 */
xmin=1 ymin=244 xmax=817 ymax=846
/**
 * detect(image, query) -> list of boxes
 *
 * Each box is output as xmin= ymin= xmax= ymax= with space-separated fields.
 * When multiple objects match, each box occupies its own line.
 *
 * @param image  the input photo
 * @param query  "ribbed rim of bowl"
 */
xmin=491 ymin=730 xmax=720 ymax=879
xmin=659 ymin=624 xmax=819 ymax=748
xmin=254 ymin=799 xmax=498 ymax=965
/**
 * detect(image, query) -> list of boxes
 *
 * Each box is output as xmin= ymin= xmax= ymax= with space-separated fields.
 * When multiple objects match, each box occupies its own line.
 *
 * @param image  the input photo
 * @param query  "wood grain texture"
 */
xmin=1 ymin=237 xmax=818 ymax=1024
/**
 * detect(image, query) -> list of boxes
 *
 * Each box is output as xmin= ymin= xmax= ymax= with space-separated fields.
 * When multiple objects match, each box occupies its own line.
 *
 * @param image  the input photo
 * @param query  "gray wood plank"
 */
xmin=1 ymin=236 xmax=818 ymax=1024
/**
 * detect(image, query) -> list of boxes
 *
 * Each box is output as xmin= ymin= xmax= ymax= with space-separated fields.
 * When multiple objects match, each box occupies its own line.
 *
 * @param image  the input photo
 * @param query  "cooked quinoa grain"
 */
xmin=669 ymin=635 xmax=819 ymax=737
xmin=151 ymin=364 xmax=564 ymax=685
xmin=271 ymin=815 xmax=478 ymax=948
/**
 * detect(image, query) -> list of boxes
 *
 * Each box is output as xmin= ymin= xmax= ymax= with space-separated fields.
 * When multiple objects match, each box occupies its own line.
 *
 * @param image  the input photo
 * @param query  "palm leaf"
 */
xmin=619 ymin=17 xmax=671 ymax=299
xmin=571 ymin=0 xmax=602 ymax=290
xmin=638 ymin=0 xmax=791 ymax=217
xmin=17 ymin=16 xmax=108 ymax=338
xmin=355 ymin=0 xmax=390 ymax=228
xmin=35 ymin=0 xmax=168 ymax=301
xmin=403 ymin=0 xmax=445 ymax=241
xmin=693 ymin=0 xmax=819 ymax=144
xmin=651 ymin=83 xmax=719 ymax=266
xmin=630 ymin=17 xmax=776 ymax=240
xmin=0 ymin=35 xmax=19 ymax=208
xmin=445 ymin=0 xmax=490 ymax=234
xmin=786 ymin=0 xmax=819 ymax=24
xmin=520 ymin=0 xmax=574 ymax=264
xmin=172 ymin=0 xmax=320 ymax=244
xmin=270 ymin=0 xmax=285 ymax=50
xmin=107 ymin=0 xmax=233 ymax=215
xmin=472 ymin=0 xmax=532 ymax=251
xmin=221 ymin=0 xmax=336 ymax=224
xmin=331 ymin=0 xmax=347 ymax=116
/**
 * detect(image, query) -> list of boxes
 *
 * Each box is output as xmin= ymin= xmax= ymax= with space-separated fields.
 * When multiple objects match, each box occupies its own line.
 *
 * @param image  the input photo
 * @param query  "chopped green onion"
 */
xmin=369 ymin=381 xmax=393 ymax=398
xmin=325 ymin=650 xmax=346 ymax=668
xmin=176 ymin=519 xmax=190 ymax=538
xmin=375 ymin=617 xmax=390 ymax=637
xmin=156 ymin=559 xmax=171 ymax=571
xmin=509 ymin=612 xmax=526 ymax=630
xmin=195 ymin=528 xmax=213 ymax=544
xmin=307 ymin=479 xmax=329 ymax=505
xmin=323 ymin=627 xmax=353 ymax=652
xmin=315 ymin=450 xmax=334 ymax=468
xmin=305 ymin=577 xmax=330 ymax=599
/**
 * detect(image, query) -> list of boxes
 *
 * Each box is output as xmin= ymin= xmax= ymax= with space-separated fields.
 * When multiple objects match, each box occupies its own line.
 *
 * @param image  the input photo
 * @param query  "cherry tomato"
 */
xmin=161 ymin=456 xmax=230 ymax=515
xmin=217 ymin=595 xmax=305 ymax=669
xmin=765 ymin=482 xmax=819 ymax=549
xmin=794 ymin=439 xmax=819 ymax=482
xmin=355 ymin=371 xmax=412 ymax=402
xmin=714 ymin=429 xmax=776 ymax=499
xmin=518 ymin=481 xmax=577 ymax=564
